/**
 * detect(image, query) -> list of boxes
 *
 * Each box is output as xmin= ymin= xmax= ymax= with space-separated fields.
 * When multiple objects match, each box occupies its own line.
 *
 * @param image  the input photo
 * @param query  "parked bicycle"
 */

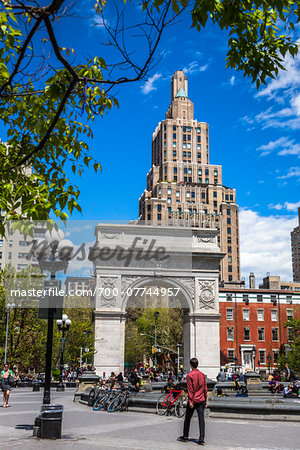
xmin=107 ymin=389 xmax=130 ymax=412
xmin=156 ymin=388 xmax=187 ymax=417
xmin=93 ymin=390 xmax=117 ymax=411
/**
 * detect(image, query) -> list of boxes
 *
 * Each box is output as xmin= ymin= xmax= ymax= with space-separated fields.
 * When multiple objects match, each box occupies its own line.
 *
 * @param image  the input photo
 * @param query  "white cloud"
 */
xmin=269 ymin=201 xmax=300 ymax=211
xmin=141 ymin=73 xmax=162 ymax=95
xmin=257 ymin=136 xmax=300 ymax=158
xmin=277 ymin=166 xmax=300 ymax=179
xmin=240 ymin=209 xmax=297 ymax=285
xmin=257 ymin=53 xmax=300 ymax=99
xmin=182 ymin=61 xmax=208 ymax=75
xmin=230 ymin=76 xmax=235 ymax=86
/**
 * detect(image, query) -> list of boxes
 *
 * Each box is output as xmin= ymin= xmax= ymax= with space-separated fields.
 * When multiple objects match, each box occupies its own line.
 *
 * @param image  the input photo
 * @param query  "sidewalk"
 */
xmin=0 ymin=389 xmax=299 ymax=449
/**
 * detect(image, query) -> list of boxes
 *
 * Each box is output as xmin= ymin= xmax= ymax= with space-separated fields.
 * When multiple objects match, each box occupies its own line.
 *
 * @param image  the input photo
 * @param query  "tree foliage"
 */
xmin=0 ymin=0 xmax=299 ymax=235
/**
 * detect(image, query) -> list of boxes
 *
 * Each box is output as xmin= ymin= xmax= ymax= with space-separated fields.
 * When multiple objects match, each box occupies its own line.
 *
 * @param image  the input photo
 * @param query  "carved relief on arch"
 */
xmin=99 ymin=277 xmax=117 ymax=308
xmin=198 ymin=280 xmax=215 ymax=310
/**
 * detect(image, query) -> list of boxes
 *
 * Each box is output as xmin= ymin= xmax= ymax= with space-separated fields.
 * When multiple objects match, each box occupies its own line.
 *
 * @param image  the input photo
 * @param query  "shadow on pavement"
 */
xmin=15 ymin=425 xmax=34 ymax=430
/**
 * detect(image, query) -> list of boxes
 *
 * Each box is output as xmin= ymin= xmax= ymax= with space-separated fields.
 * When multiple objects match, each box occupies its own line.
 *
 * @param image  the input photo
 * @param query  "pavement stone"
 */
xmin=0 ymin=388 xmax=299 ymax=449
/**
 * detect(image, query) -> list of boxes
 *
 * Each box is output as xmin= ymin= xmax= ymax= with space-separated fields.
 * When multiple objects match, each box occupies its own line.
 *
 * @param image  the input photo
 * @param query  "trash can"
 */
xmin=40 ymin=404 xmax=63 ymax=439
xmin=32 ymin=380 xmax=40 ymax=392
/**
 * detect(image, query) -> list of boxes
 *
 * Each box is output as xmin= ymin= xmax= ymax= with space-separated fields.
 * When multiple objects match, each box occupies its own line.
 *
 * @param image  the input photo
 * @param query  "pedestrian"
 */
xmin=1 ymin=364 xmax=14 ymax=408
xmin=177 ymin=358 xmax=207 ymax=446
xmin=217 ymin=368 xmax=226 ymax=382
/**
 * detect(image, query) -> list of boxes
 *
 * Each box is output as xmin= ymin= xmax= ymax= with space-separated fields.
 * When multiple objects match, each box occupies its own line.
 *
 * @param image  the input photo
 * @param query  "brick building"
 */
xmin=291 ymin=207 xmax=300 ymax=282
xmin=139 ymin=70 xmax=240 ymax=282
xmin=219 ymin=277 xmax=300 ymax=374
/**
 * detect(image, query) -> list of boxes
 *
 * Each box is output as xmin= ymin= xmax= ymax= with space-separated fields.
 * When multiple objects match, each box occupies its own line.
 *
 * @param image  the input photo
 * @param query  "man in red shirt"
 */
xmin=178 ymin=358 xmax=207 ymax=445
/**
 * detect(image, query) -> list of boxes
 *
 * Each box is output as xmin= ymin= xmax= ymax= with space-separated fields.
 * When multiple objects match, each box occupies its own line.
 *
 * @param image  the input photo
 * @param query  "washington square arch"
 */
xmin=92 ymin=219 xmax=224 ymax=380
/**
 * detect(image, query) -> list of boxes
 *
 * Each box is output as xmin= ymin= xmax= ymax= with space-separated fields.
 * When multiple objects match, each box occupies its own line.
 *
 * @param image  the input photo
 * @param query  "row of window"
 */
xmin=164 ymin=125 xmax=202 ymax=133
xmin=227 ymin=326 xmax=293 ymax=341
xmin=226 ymin=293 xmax=293 ymax=303
xmin=226 ymin=308 xmax=293 ymax=321
xmin=227 ymin=349 xmax=279 ymax=364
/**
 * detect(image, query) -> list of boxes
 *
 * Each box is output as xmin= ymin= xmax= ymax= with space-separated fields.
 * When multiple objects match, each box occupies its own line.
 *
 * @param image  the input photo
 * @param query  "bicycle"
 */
xmin=156 ymin=389 xmax=187 ymax=417
xmin=93 ymin=390 xmax=117 ymax=411
xmin=107 ymin=390 xmax=130 ymax=412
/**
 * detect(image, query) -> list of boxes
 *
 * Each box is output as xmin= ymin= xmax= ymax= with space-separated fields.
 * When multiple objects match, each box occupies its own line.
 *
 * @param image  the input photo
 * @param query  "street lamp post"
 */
xmin=154 ymin=311 xmax=159 ymax=369
xmin=252 ymin=347 xmax=256 ymax=371
xmin=267 ymin=353 xmax=272 ymax=375
xmin=177 ymin=343 xmax=182 ymax=376
xmin=4 ymin=302 xmax=15 ymax=365
xmin=56 ymin=314 xmax=71 ymax=392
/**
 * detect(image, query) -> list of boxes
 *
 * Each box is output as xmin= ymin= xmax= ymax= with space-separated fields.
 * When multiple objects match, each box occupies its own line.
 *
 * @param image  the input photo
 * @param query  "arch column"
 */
xmin=94 ymin=310 xmax=126 ymax=377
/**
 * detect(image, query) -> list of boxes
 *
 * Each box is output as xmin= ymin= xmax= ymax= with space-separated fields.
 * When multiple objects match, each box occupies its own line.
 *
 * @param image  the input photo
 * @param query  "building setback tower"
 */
xmin=291 ymin=207 xmax=300 ymax=282
xmin=139 ymin=70 xmax=240 ymax=282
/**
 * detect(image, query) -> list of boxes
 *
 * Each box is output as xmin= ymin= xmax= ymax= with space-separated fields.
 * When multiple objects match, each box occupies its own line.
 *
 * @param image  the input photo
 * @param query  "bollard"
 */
xmin=32 ymin=381 xmax=40 ymax=392
xmin=40 ymin=404 xmax=64 ymax=440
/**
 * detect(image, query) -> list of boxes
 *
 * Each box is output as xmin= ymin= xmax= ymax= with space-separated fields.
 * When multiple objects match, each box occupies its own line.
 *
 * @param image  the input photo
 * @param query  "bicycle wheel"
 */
xmin=88 ymin=388 xmax=99 ymax=406
xmin=175 ymin=394 xmax=187 ymax=418
xmin=156 ymin=394 xmax=170 ymax=415
xmin=93 ymin=393 xmax=108 ymax=411
xmin=107 ymin=394 xmax=123 ymax=412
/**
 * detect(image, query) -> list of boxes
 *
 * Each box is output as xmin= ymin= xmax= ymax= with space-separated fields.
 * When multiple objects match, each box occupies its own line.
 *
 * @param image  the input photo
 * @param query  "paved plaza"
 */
xmin=0 ymin=388 xmax=299 ymax=449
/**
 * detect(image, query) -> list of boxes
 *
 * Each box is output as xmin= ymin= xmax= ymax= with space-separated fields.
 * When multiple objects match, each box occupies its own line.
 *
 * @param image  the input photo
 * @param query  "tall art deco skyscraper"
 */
xmin=139 ymin=70 xmax=240 ymax=282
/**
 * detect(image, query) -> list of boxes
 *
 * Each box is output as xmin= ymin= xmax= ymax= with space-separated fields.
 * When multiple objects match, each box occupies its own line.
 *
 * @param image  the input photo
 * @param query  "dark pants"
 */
xmin=183 ymin=401 xmax=205 ymax=441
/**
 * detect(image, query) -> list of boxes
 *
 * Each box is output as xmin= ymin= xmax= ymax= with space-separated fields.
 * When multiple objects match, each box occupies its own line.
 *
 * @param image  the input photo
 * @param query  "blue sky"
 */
xmin=3 ymin=1 xmax=300 ymax=283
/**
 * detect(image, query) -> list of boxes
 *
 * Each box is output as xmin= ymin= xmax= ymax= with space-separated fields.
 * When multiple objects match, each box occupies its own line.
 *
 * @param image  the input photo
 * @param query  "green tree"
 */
xmin=1 ymin=0 xmax=299 ymax=234
xmin=125 ymin=307 xmax=183 ymax=366
xmin=282 ymin=314 xmax=300 ymax=375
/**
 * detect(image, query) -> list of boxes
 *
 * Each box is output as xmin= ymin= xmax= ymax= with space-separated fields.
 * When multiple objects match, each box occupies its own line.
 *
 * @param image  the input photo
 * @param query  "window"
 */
xmin=244 ymin=327 xmax=250 ymax=341
xmin=158 ymin=188 xmax=161 ymax=195
xmin=183 ymin=134 xmax=186 ymax=141
xmin=259 ymin=350 xmax=266 ymax=364
xmin=205 ymin=178 xmax=209 ymax=184
xmin=214 ymin=170 xmax=218 ymax=177
xmin=19 ymin=241 xmax=29 ymax=247
xmin=187 ymin=152 xmax=191 ymax=157
xmin=257 ymin=309 xmax=264 ymax=321
xmin=197 ymin=152 xmax=201 ymax=159
xmin=186 ymin=192 xmax=190 ymax=198
xmin=230 ymin=195 xmax=233 ymax=201
xmin=167 ymin=207 xmax=171 ymax=213
xmin=213 ymin=191 xmax=217 ymax=198
xmin=205 ymin=169 xmax=209 ymax=176
xmin=188 ymin=168 xmax=192 ymax=174
xmin=271 ymin=310 xmax=278 ymax=321
xmin=174 ymin=167 xmax=177 ymax=174
xmin=173 ymin=133 xmax=176 ymax=139
xmin=228 ymin=246 xmax=232 ymax=253
xmin=173 ymin=150 xmax=176 ymax=157
xmin=197 ymin=127 xmax=201 ymax=133
xmin=173 ymin=142 xmax=176 ymax=148
xmin=228 ymin=256 xmax=232 ymax=263
xmin=17 ymin=264 xmax=27 ymax=270
xmin=271 ymin=294 xmax=277 ymax=306
xmin=227 ymin=208 xmax=231 ymax=215
xmin=198 ymin=178 xmax=202 ymax=183
xmin=184 ymin=168 xmax=187 ymax=174
xmin=167 ymin=188 xmax=171 ymax=194
xmin=228 ymin=265 xmax=232 ymax=272
xmin=0 ymin=240 xmax=3 ymax=247
xmin=176 ymin=191 xmax=180 ymax=198
xmin=197 ymin=144 xmax=201 ymax=150
xmin=198 ymin=169 xmax=202 ymax=175
xmin=9 ymin=240 xmax=12 ymax=247
xmin=173 ymin=125 xmax=176 ymax=130
xmin=8 ymin=252 xmax=12 ymax=260
xmin=228 ymin=275 xmax=232 ymax=281
xmin=167 ymin=198 xmax=171 ymax=204
xmin=157 ymin=214 xmax=161 ymax=220
xmin=227 ymin=237 xmax=231 ymax=244
xmin=228 ymin=349 xmax=235 ymax=363
xmin=226 ymin=309 xmax=233 ymax=320
xmin=227 ymin=327 xmax=234 ymax=341
xmin=157 ymin=204 xmax=161 ymax=212
xmin=258 ymin=327 xmax=265 ymax=341
xmin=227 ymin=227 xmax=231 ymax=234
xmin=257 ymin=294 xmax=263 ymax=302
xmin=272 ymin=328 xmax=279 ymax=341
xmin=183 ymin=143 xmax=187 ymax=149
xmin=288 ymin=328 xmax=293 ymax=341
xmin=18 ymin=253 xmax=28 ymax=259
xmin=183 ymin=126 xmax=186 ymax=132
xmin=191 ymin=192 xmax=195 ymax=199
xmin=163 ymin=142 xmax=167 ymax=148
xmin=243 ymin=309 xmax=249 ymax=321
xmin=287 ymin=309 xmax=293 ymax=320
xmin=273 ymin=350 xmax=279 ymax=363
xmin=201 ymin=193 xmax=205 ymax=199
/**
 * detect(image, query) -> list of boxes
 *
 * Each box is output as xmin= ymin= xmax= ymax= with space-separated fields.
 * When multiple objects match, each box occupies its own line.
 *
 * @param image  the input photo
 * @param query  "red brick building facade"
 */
xmin=219 ymin=287 xmax=300 ymax=373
